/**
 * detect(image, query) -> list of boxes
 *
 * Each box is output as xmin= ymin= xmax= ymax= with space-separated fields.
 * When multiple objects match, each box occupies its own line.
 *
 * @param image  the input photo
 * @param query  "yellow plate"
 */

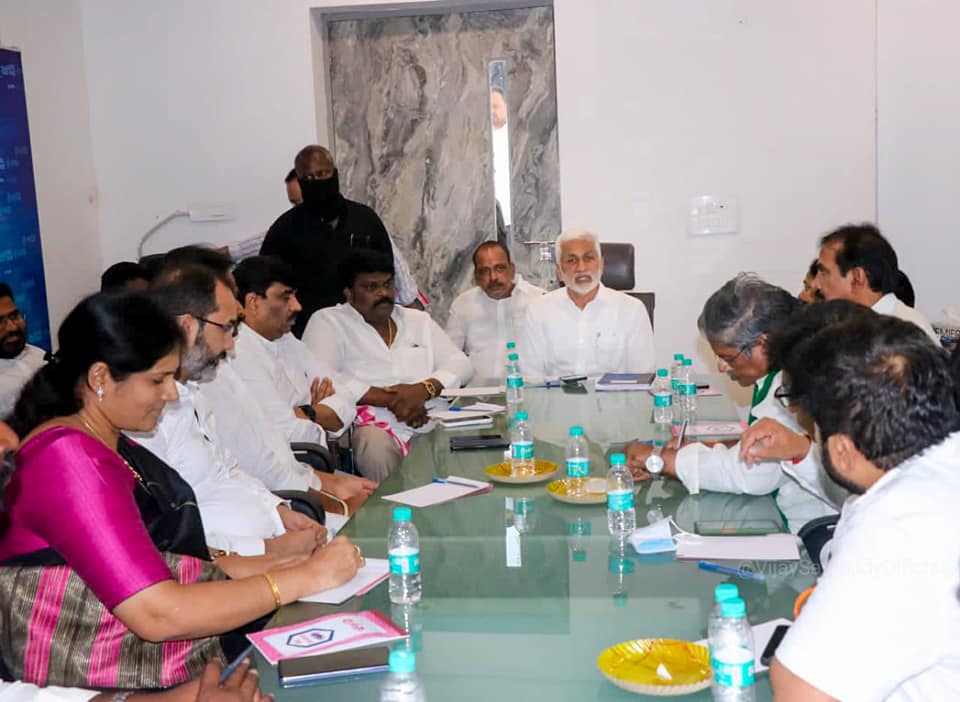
xmin=484 ymin=459 xmax=558 ymax=484
xmin=546 ymin=477 xmax=609 ymax=504
xmin=597 ymin=639 xmax=712 ymax=696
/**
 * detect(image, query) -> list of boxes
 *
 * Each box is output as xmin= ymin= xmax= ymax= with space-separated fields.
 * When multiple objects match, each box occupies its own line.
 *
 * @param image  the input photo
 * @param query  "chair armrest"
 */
xmin=291 ymin=442 xmax=336 ymax=473
xmin=273 ymin=489 xmax=326 ymax=525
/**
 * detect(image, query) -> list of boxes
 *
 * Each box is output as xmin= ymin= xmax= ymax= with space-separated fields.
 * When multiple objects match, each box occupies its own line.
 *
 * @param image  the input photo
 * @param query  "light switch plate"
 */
xmin=688 ymin=195 xmax=738 ymax=236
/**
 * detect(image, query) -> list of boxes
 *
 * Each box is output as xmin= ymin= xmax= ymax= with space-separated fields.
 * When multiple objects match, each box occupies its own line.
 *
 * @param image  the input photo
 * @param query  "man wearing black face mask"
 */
xmin=261 ymin=145 xmax=394 ymax=337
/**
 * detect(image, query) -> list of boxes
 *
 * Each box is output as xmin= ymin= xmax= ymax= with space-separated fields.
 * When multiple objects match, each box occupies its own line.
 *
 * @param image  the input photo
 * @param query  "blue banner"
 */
xmin=0 ymin=49 xmax=50 ymax=351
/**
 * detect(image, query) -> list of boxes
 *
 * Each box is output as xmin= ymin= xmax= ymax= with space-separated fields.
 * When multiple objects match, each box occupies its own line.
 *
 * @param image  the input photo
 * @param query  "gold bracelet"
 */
xmin=262 ymin=572 xmax=282 ymax=609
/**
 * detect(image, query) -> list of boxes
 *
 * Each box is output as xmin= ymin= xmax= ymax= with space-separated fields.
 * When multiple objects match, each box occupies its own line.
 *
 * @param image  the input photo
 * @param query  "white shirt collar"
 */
xmin=562 ymin=282 xmax=610 ymax=311
xmin=871 ymin=292 xmax=897 ymax=315
xmin=239 ymin=321 xmax=281 ymax=357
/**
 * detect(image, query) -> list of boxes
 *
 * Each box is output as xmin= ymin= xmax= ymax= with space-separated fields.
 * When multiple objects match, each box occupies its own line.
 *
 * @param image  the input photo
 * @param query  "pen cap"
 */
xmin=569 ymin=425 xmax=584 ymax=437
xmin=714 ymin=583 xmax=739 ymax=603
xmin=388 ymin=649 xmax=416 ymax=674
xmin=393 ymin=506 xmax=413 ymax=522
xmin=609 ymin=453 xmax=626 ymax=466
xmin=720 ymin=597 xmax=747 ymax=619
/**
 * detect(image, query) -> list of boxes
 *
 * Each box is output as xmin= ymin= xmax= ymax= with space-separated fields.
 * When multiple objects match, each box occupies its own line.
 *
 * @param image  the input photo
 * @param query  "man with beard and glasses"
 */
xmin=518 ymin=229 xmax=654 ymax=381
xmin=766 ymin=312 xmax=960 ymax=700
xmin=302 ymin=250 xmax=473 ymax=481
xmin=261 ymin=146 xmax=395 ymax=337
xmin=624 ymin=274 xmax=846 ymax=532
xmin=132 ymin=264 xmax=327 ymax=557
xmin=199 ymin=255 xmax=375 ymax=514
xmin=0 ymin=285 xmax=46 ymax=418
xmin=445 ymin=241 xmax=544 ymax=381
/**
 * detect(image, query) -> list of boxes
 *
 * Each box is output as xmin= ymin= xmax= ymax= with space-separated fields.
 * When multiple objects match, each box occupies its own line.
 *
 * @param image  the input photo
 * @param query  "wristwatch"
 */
xmin=421 ymin=379 xmax=438 ymax=399
xmin=298 ymin=404 xmax=318 ymax=421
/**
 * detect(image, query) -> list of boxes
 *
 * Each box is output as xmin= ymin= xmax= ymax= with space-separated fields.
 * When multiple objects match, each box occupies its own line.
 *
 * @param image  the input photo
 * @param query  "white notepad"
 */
xmin=676 ymin=534 xmax=800 ymax=561
xmin=382 ymin=476 xmax=492 ymax=508
xmin=440 ymin=385 xmax=505 ymax=397
xmin=299 ymin=558 xmax=390 ymax=605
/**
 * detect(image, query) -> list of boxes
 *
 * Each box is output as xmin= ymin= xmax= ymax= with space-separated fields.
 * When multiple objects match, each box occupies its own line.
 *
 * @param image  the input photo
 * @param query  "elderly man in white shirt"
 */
xmin=132 ymin=264 xmax=325 ymax=556
xmin=0 ymin=286 xmax=47 ymax=418
xmin=767 ymin=311 xmax=960 ymax=700
xmin=303 ymin=249 xmax=473 ymax=481
xmin=814 ymin=222 xmax=940 ymax=343
xmin=518 ymin=230 xmax=655 ymax=381
xmin=624 ymin=274 xmax=845 ymax=532
xmin=446 ymin=241 xmax=544 ymax=381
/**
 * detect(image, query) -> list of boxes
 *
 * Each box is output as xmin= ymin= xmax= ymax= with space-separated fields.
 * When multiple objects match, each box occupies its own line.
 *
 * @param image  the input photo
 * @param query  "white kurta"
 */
xmin=872 ymin=291 xmax=941 ymax=344
xmin=0 ymin=343 xmax=46 ymax=418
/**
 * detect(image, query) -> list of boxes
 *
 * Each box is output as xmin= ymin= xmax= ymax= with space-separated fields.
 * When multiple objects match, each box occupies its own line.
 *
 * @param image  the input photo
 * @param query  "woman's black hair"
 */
xmin=7 ymin=291 xmax=182 ymax=437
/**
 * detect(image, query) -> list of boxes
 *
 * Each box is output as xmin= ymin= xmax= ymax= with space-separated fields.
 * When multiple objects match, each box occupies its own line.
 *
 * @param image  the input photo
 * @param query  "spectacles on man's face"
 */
xmin=196 ymin=315 xmax=242 ymax=338
xmin=0 ymin=310 xmax=25 ymax=327
xmin=716 ymin=342 xmax=753 ymax=368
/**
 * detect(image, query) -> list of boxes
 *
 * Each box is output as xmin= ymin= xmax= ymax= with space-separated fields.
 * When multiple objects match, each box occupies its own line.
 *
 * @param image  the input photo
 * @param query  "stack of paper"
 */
xmin=299 ymin=558 xmax=389 ymax=605
xmin=382 ymin=476 xmax=492 ymax=508
xmin=440 ymin=385 xmax=505 ymax=397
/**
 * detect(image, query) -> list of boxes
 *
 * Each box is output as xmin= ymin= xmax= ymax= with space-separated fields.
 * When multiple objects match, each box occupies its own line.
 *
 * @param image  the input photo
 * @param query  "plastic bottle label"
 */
xmin=680 ymin=382 xmax=697 ymax=396
xmin=653 ymin=392 xmax=672 ymax=407
xmin=506 ymin=375 xmax=524 ymax=389
xmin=511 ymin=441 xmax=534 ymax=459
xmin=711 ymin=650 xmax=755 ymax=688
xmin=389 ymin=550 xmax=421 ymax=575
xmin=607 ymin=490 xmax=634 ymax=511
xmin=566 ymin=457 xmax=589 ymax=477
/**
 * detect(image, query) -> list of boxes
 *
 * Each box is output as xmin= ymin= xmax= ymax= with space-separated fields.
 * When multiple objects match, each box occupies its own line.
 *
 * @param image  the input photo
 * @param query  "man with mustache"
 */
xmin=518 ymin=229 xmax=655 ymax=381
xmin=204 ymin=255 xmax=375 ymax=509
xmin=445 ymin=241 xmax=544 ymax=380
xmin=133 ymin=264 xmax=326 ymax=557
xmin=0 ymin=284 xmax=46 ymax=418
xmin=302 ymin=250 xmax=473 ymax=481
xmin=260 ymin=146 xmax=396 ymax=337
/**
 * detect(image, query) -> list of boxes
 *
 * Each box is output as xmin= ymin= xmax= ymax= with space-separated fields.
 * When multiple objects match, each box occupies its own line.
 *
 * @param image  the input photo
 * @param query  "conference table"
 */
xmin=261 ymin=378 xmax=814 ymax=701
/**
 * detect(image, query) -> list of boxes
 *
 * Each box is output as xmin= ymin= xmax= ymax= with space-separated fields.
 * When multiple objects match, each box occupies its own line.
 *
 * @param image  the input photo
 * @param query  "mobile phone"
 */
xmin=278 ymin=647 xmax=390 ymax=688
xmin=560 ymin=374 xmax=588 ymax=384
xmin=450 ymin=434 xmax=510 ymax=451
xmin=760 ymin=624 xmax=790 ymax=666
xmin=694 ymin=520 xmax=783 ymax=536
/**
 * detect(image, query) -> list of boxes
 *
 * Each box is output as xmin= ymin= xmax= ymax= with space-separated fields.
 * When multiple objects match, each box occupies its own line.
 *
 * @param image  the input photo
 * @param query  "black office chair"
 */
xmin=273 ymin=490 xmax=326 ymax=525
xmin=290 ymin=441 xmax=337 ymax=473
xmin=599 ymin=242 xmax=656 ymax=328
xmin=798 ymin=514 xmax=839 ymax=575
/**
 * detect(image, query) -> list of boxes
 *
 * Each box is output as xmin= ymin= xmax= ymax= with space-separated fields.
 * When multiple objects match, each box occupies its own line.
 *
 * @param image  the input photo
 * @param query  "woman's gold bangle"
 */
xmin=262 ymin=572 xmax=282 ymax=609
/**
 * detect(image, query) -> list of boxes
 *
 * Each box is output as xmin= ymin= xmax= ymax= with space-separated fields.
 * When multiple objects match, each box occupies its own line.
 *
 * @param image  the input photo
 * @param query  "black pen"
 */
xmin=220 ymin=643 xmax=255 ymax=684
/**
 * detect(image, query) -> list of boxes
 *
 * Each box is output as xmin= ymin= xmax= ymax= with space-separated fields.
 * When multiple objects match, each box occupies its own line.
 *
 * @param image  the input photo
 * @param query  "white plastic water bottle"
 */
xmin=651 ymin=368 xmax=673 ymax=425
xmin=509 ymin=411 xmax=535 ymax=477
xmin=670 ymin=353 xmax=685 ymax=405
xmin=707 ymin=583 xmax=740 ymax=646
xmin=565 ymin=425 xmax=590 ymax=497
xmin=606 ymin=453 xmax=636 ymax=535
xmin=380 ymin=649 xmax=426 ymax=702
xmin=680 ymin=358 xmax=698 ymax=416
xmin=388 ymin=506 xmax=422 ymax=604
xmin=709 ymin=597 xmax=756 ymax=702
xmin=505 ymin=350 xmax=524 ymax=421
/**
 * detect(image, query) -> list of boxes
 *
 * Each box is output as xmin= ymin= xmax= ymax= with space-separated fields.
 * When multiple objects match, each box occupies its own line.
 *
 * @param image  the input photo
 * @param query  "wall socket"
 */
xmin=188 ymin=202 xmax=235 ymax=222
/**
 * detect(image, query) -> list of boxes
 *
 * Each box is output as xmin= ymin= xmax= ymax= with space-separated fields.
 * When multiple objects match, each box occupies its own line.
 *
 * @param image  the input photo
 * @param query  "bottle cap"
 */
xmin=714 ymin=583 xmax=739 ymax=603
xmin=514 ymin=411 xmax=529 ymax=421
xmin=657 ymin=368 xmax=668 ymax=377
xmin=673 ymin=353 xmax=684 ymax=361
xmin=508 ymin=353 xmax=519 ymax=361
xmin=720 ymin=597 xmax=747 ymax=618
xmin=569 ymin=425 xmax=584 ymax=436
xmin=683 ymin=358 xmax=693 ymax=366
xmin=609 ymin=453 xmax=626 ymax=466
xmin=572 ymin=549 xmax=586 ymax=563
xmin=393 ymin=506 xmax=412 ymax=522
xmin=388 ymin=649 xmax=416 ymax=674
xmin=506 ymin=341 xmax=516 ymax=349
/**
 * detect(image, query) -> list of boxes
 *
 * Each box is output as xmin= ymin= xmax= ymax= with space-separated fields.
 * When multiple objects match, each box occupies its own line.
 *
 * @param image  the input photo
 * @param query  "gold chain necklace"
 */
xmin=79 ymin=416 xmax=145 ymax=486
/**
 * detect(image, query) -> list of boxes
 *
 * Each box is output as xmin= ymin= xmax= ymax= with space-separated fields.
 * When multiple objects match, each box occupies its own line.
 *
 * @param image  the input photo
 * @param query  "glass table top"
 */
xmin=261 ymin=378 xmax=812 ymax=701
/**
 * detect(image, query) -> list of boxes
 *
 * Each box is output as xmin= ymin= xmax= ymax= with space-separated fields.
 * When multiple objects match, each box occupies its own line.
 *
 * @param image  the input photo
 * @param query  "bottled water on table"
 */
xmin=509 ymin=411 xmax=535 ymax=477
xmin=565 ymin=425 xmax=590 ymax=497
xmin=709 ymin=597 xmax=756 ymax=702
xmin=651 ymin=368 xmax=673 ymax=425
xmin=505 ymin=351 xmax=524 ymax=421
xmin=679 ymin=358 xmax=698 ymax=417
xmin=606 ymin=453 xmax=636 ymax=536
xmin=388 ymin=506 xmax=422 ymax=605
xmin=670 ymin=353 xmax=685 ymax=405
xmin=707 ymin=583 xmax=740 ymax=646
xmin=381 ymin=649 xmax=426 ymax=702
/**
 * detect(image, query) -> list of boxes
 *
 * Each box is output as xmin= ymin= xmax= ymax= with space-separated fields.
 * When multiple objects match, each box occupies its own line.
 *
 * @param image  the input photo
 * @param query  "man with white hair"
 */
xmin=518 ymin=230 xmax=655 ymax=380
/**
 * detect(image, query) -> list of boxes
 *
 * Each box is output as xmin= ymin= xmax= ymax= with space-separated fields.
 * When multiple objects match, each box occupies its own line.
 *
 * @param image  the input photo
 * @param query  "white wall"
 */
xmin=0 ymin=0 xmax=102 ymax=339
xmin=878 ymin=0 xmax=960 ymax=327
xmin=77 ymin=0 xmax=877 ymax=371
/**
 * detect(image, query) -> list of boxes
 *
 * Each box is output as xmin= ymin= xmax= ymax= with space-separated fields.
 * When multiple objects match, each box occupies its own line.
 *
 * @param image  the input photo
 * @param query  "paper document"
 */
xmin=676 ymin=534 xmax=800 ymax=561
xmin=324 ymin=512 xmax=349 ymax=538
xmin=441 ymin=385 xmax=505 ymax=397
xmin=382 ymin=476 xmax=492 ymax=508
xmin=696 ymin=386 xmax=723 ymax=397
xmin=248 ymin=610 xmax=406 ymax=664
xmin=673 ymin=421 xmax=747 ymax=438
xmin=430 ymin=409 xmax=493 ymax=421
xmin=461 ymin=402 xmax=505 ymax=413
xmin=695 ymin=618 xmax=792 ymax=674
xmin=299 ymin=558 xmax=389 ymax=605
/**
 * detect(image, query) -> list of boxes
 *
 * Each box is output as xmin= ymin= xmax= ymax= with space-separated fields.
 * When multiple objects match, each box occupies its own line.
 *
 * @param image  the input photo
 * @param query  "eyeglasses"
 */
xmin=0 ymin=310 xmax=24 ymax=327
xmin=196 ymin=315 xmax=241 ymax=338
xmin=716 ymin=342 xmax=753 ymax=367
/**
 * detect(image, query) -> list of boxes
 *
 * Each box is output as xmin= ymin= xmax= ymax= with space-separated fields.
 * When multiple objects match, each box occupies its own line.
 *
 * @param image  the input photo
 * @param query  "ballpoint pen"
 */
xmin=697 ymin=560 xmax=765 ymax=582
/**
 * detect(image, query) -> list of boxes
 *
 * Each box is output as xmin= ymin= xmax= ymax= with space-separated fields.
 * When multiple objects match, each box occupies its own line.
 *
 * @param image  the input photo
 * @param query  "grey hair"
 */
xmin=294 ymin=145 xmax=335 ymax=177
xmin=697 ymin=273 xmax=800 ymax=356
xmin=555 ymin=229 xmax=602 ymax=263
